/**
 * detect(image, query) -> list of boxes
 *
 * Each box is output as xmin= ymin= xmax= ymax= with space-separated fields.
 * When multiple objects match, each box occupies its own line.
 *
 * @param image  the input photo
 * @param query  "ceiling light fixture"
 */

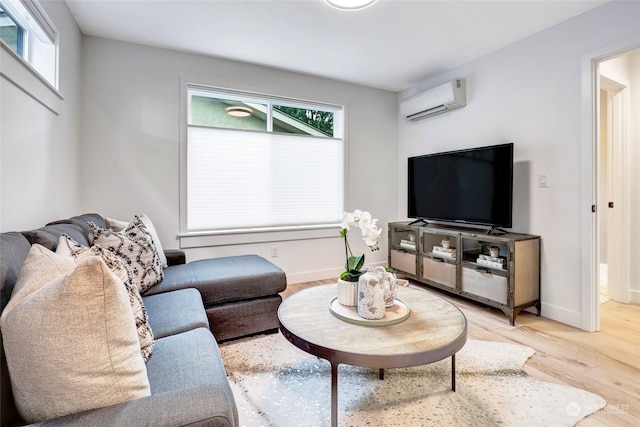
xmin=325 ymin=0 xmax=377 ymax=11
xmin=226 ymin=106 xmax=253 ymax=118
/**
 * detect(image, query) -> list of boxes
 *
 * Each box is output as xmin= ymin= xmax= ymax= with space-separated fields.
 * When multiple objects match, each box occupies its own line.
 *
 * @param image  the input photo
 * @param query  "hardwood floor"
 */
xmin=281 ymin=279 xmax=640 ymax=425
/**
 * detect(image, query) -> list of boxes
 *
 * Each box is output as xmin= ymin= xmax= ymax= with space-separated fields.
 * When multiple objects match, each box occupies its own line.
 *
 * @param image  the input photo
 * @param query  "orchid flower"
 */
xmin=340 ymin=210 xmax=381 ymax=281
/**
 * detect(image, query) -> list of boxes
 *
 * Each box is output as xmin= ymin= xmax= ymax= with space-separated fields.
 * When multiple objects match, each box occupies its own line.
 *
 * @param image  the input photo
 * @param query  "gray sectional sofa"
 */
xmin=0 ymin=213 xmax=287 ymax=426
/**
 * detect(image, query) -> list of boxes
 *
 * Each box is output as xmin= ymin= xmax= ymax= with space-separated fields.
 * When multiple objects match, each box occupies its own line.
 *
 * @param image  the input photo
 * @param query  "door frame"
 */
xmin=580 ymin=36 xmax=639 ymax=332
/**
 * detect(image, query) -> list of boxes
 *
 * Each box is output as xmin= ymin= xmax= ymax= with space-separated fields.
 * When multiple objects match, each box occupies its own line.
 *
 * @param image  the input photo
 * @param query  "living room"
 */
xmin=2 ymin=0 xmax=638 ymax=328
xmin=1 ymin=0 xmax=639 ymax=425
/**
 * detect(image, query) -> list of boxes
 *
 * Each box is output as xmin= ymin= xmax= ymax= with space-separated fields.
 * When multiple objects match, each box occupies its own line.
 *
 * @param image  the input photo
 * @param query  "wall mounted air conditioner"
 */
xmin=400 ymin=79 xmax=466 ymax=122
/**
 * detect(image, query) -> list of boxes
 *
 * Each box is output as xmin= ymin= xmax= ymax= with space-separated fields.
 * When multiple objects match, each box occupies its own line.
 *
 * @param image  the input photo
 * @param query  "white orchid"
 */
xmin=362 ymin=226 xmax=382 ymax=250
xmin=339 ymin=210 xmax=382 ymax=281
xmin=340 ymin=211 xmax=356 ymax=230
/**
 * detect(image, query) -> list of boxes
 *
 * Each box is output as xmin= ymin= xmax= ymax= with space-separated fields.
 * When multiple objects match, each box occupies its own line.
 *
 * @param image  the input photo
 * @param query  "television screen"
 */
xmin=408 ymin=143 xmax=513 ymax=228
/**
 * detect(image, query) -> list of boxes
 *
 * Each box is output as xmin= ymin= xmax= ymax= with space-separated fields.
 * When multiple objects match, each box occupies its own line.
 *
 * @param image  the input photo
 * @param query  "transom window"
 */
xmin=185 ymin=86 xmax=345 ymax=234
xmin=0 ymin=0 xmax=57 ymax=88
xmin=0 ymin=6 xmax=24 ymax=54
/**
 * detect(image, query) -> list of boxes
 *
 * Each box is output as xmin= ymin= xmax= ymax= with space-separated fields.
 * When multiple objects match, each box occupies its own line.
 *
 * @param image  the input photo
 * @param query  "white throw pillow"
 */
xmin=57 ymin=234 xmax=155 ymax=362
xmin=0 ymin=254 xmax=151 ymax=423
xmin=105 ymin=216 xmax=129 ymax=231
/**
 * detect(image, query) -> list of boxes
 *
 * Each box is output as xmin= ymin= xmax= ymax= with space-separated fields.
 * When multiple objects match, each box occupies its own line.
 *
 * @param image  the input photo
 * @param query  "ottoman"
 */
xmin=144 ymin=255 xmax=287 ymax=341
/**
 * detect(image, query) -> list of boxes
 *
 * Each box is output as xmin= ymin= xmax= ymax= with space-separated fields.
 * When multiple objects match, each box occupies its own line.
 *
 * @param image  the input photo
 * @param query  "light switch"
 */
xmin=539 ymin=174 xmax=549 ymax=187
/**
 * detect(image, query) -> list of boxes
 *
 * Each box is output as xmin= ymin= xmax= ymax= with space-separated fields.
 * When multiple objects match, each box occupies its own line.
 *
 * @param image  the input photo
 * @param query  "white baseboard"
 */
xmin=631 ymin=289 xmax=640 ymax=304
xmin=286 ymin=262 xmax=388 ymax=285
xmin=539 ymin=302 xmax=582 ymax=329
xmin=285 ymin=268 xmax=341 ymax=285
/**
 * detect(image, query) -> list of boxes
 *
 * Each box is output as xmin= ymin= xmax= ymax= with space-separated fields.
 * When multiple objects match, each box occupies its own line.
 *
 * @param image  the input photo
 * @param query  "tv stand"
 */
xmin=388 ymin=222 xmax=541 ymax=325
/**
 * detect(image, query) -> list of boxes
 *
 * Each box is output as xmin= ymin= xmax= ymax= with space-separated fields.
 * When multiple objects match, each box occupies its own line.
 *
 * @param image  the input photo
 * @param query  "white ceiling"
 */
xmin=65 ymin=0 xmax=608 ymax=92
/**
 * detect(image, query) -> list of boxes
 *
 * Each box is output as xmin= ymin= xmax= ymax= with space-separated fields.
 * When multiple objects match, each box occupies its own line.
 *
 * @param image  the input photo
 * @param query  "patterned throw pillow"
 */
xmin=56 ymin=233 xmax=87 ymax=257
xmin=57 ymin=235 xmax=154 ymax=362
xmin=88 ymin=218 xmax=163 ymax=293
xmin=106 ymin=214 xmax=168 ymax=268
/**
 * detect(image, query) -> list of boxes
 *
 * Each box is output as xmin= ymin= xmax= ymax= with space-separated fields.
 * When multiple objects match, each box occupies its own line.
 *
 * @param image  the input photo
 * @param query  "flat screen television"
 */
xmin=408 ymin=143 xmax=513 ymax=231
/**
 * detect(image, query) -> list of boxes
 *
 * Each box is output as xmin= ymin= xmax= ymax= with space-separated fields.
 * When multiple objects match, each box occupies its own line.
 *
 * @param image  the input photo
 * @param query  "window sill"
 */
xmin=178 ymin=224 xmax=339 ymax=249
xmin=0 ymin=41 xmax=62 ymax=115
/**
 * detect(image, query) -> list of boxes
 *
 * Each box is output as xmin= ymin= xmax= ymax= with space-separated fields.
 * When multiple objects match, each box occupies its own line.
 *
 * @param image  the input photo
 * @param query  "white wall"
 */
xmin=398 ymin=1 xmax=640 ymax=327
xmin=80 ymin=37 xmax=398 ymax=284
xmin=0 ymin=1 xmax=82 ymax=231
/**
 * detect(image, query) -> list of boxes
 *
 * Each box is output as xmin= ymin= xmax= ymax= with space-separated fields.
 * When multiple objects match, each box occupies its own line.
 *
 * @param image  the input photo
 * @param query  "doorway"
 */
xmin=595 ymin=50 xmax=638 ymax=326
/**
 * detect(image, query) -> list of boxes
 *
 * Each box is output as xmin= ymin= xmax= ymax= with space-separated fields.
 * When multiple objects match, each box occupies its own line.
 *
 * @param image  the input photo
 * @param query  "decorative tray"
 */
xmin=328 ymin=297 xmax=411 ymax=326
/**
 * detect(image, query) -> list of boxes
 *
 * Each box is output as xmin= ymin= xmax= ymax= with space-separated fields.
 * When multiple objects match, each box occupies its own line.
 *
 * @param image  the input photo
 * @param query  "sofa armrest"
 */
xmin=164 ymin=249 xmax=186 ymax=266
xmin=31 ymin=386 xmax=237 ymax=427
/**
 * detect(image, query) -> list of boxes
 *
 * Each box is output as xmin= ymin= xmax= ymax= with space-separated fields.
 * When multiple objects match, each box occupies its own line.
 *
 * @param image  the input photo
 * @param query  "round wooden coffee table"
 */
xmin=278 ymin=283 xmax=468 ymax=427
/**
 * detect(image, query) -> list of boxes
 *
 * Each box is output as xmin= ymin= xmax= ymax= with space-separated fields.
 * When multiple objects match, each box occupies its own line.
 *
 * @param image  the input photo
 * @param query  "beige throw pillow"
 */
xmin=3 ymin=244 xmax=76 ymax=315
xmin=0 ymin=255 xmax=151 ymax=423
xmin=57 ymin=235 xmax=155 ymax=362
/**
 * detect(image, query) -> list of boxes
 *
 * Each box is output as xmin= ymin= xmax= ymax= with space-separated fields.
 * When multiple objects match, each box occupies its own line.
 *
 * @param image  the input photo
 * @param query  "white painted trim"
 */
xmin=600 ymin=76 xmax=631 ymax=304
xmin=614 ymin=84 xmax=632 ymax=304
xmin=286 ymin=267 xmax=344 ymax=285
xmin=179 ymin=76 xmax=190 ymax=241
xmin=541 ymin=302 xmax=582 ymax=329
xmin=285 ymin=261 xmax=387 ymax=285
xmin=180 ymin=227 xmax=338 ymax=249
xmin=580 ymin=51 xmax=599 ymax=332
xmin=0 ymin=41 xmax=62 ymax=115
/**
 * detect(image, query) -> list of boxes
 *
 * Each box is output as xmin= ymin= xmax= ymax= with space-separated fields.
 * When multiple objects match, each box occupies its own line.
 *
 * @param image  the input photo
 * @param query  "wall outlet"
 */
xmin=271 ymin=246 xmax=278 ymax=257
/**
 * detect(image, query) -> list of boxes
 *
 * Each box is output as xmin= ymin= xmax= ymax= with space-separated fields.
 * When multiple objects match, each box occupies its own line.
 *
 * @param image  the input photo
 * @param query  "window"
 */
xmin=0 ymin=6 xmax=24 ymax=54
xmin=185 ymin=86 xmax=345 ymax=234
xmin=0 ymin=0 xmax=57 ymax=88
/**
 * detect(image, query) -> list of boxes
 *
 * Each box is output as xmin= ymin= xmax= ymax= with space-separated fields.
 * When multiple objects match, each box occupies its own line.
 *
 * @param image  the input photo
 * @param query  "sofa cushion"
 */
xmin=143 ymin=288 xmax=209 ymax=339
xmin=145 ymin=328 xmax=238 ymax=425
xmin=35 ymin=328 xmax=239 ymax=427
xmin=19 ymin=213 xmax=107 ymax=251
xmin=143 ymin=255 xmax=287 ymax=305
xmin=0 ymin=232 xmax=32 ymax=312
xmin=0 ymin=233 xmax=32 ymax=427
xmin=0 ymin=254 xmax=150 ymax=423
xmin=47 ymin=213 xmax=107 ymax=246
xmin=57 ymin=235 xmax=155 ymax=362
xmin=21 ymin=222 xmax=90 ymax=251
xmin=89 ymin=219 xmax=163 ymax=293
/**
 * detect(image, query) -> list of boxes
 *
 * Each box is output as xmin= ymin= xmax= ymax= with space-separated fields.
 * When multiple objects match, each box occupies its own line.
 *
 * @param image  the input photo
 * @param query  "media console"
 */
xmin=388 ymin=221 xmax=541 ymax=325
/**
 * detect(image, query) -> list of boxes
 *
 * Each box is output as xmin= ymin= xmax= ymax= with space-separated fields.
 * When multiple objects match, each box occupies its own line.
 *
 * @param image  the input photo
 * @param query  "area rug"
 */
xmin=220 ymin=333 xmax=605 ymax=426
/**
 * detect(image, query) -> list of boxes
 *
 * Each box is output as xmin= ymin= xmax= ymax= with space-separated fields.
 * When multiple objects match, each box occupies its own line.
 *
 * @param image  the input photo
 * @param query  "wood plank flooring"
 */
xmin=280 ymin=279 xmax=640 ymax=426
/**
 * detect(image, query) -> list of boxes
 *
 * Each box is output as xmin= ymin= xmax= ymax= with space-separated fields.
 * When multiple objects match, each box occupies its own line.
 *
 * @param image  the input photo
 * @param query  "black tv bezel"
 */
xmin=407 ymin=143 xmax=514 ymax=229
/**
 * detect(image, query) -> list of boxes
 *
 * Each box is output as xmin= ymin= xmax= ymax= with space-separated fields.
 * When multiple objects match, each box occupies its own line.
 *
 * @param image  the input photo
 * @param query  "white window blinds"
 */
xmin=187 ymin=126 xmax=344 ymax=232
